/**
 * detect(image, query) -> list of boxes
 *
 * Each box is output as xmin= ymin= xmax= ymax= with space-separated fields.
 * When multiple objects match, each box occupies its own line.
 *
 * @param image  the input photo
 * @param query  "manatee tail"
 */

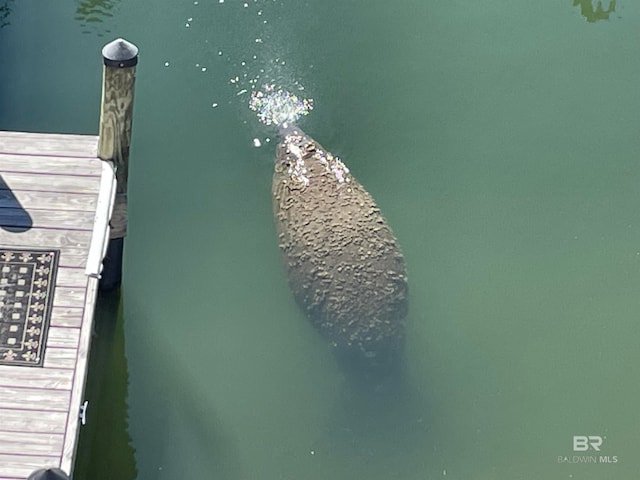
xmin=333 ymin=341 xmax=406 ymax=395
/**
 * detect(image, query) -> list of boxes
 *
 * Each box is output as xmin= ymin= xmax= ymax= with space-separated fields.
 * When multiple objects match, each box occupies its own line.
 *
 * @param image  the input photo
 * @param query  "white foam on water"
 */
xmin=248 ymin=84 xmax=313 ymax=127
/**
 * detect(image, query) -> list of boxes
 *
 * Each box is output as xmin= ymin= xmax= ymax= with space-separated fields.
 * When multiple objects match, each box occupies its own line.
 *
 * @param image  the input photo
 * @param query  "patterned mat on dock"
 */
xmin=0 ymin=249 xmax=59 ymax=367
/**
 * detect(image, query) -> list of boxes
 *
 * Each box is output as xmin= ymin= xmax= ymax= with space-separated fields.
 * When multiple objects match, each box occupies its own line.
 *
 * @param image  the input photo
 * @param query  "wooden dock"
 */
xmin=0 ymin=131 xmax=116 ymax=479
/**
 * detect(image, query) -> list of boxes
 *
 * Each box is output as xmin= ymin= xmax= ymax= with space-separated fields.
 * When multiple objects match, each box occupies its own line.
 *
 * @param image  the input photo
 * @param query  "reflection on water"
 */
xmin=0 ymin=0 xmax=13 ymax=28
xmin=122 ymin=303 xmax=247 ymax=479
xmin=574 ymin=0 xmax=616 ymax=22
xmin=73 ymin=289 xmax=137 ymax=479
xmin=315 ymin=370 xmax=430 ymax=467
xmin=74 ymin=0 xmax=117 ymax=35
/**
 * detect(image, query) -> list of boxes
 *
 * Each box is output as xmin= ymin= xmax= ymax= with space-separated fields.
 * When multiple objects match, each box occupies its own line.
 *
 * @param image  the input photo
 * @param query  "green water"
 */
xmin=1 ymin=1 xmax=640 ymax=479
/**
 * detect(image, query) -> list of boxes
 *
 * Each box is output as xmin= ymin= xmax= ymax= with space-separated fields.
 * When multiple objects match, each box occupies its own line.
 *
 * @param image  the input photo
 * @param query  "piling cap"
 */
xmin=102 ymin=38 xmax=139 ymax=68
xmin=27 ymin=468 xmax=70 ymax=480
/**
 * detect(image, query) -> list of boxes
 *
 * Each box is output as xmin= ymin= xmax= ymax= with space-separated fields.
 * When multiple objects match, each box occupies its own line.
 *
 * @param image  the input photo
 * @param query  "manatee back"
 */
xmin=272 ymin=134 xmax=408 ymax=361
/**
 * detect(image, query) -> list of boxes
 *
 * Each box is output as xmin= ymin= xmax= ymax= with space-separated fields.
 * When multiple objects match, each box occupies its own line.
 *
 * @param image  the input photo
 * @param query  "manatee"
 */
xmin=272 ymin=125 xmax=409 ymax=379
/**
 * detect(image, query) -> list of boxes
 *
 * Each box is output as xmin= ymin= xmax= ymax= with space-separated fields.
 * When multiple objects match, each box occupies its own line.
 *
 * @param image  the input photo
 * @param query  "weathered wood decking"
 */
xmin=0 ymin=131 xmax=116 ymax=479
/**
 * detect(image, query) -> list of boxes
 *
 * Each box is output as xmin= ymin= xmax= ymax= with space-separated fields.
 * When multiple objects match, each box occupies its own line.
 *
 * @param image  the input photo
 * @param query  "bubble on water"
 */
xmin=253 ymin=138 xmax=262 ymax=147
xmin=249 ymin=84 xmax=314 ymax=127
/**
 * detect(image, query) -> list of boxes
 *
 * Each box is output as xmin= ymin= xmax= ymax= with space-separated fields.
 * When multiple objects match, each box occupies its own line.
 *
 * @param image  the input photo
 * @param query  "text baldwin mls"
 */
xmin=557 ymin=436 xmax=619 ymax=464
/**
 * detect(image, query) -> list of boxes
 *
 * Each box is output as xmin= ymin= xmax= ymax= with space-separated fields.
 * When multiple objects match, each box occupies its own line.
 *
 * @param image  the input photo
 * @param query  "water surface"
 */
xmin=1 ymin=1 xmax=639 ymax=479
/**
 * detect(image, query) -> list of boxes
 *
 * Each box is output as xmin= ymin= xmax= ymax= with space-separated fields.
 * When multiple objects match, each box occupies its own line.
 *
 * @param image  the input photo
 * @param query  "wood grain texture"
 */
xmin=0 ymin=227 xmax=92 ymax=249
xmin=0 ymin=409 xmax=67 ymax=434
xmin=56 ymin=252 xmax=89 ymax=269
xmin=0 ymin=129 xmax=116 ymax=478
xmin=0 ymin=190 xmax=98 ymax=211
xmin=0 ymin=207 xmax=96 ymax=230
xmin=46 ymin=327 xmax=81 ymax=350
xmin=0 ymin=454 xmax=60 ymax=479
xmin=0 ymin=131 xmax=98 ymax=157
xmin=49 ymin=307 xmax=83 ymax=329
xmin=0 ymin=431 xmax=64 ymax=456
xmin=60 ymin=277 xmax=99 ymax=474
xmin=0 ymin=367 xmax=74 ymax=390
xmin=0 ymin=387 xmax=70 ymax=411
xmin=0 ymin=153 xmax=102 ymax=176
xmin=109 ymin=194 xmax=127 ymax=238
xmin=55 ymin=268 xmax=89 ymax=288
xmin=98 ymin=65 xmax=135 ymax=194
xmin=0 ymin=172 xmax=101 ymax=194
xmin=42 ymin=348 xmax=77 ymax=370
xmin=52 ymin=287 xmax=87 ymax=309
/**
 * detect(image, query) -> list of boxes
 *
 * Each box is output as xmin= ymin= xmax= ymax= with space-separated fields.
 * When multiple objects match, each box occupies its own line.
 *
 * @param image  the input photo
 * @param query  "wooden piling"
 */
xmin=97 ymin=38 xmax=138 ymax=290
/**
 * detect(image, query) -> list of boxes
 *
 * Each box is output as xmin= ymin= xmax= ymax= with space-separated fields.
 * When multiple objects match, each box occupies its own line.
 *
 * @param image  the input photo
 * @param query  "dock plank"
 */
xmin=46 ymin=327 xmax=81 ymax=350
xmin=42 ymin=348 xmax=78 ymax=370
xmin=0 ymin=131 xmax=97 ymax=157
xmin=0 ymin=455 xmax=60 ymax=479
xmin=0 ymin=228 xmax=92 ymax=249
xmin=0 ymin=208 xmax=96 ymax=231
xmin=52 ymin=287 xmax=87 ymax=309
xmin=0 ymin=367 xmax=74 ymax=391
xmin=0 ymin=431 xmax=64 ymax=457
xmin=0 ymin=387 xmax=70 ymax=412
xmin=53 ymin=268 xmax=88 ymax=288
xmin=49 ymin=307 xmax=83 ymax=329
xmin=0 ymin=190 xmax=98 ymax=212
xmin=0 ymin=153 xmax=102 ymax=176
xmin=56 ymin=252 xmax=89 ymax=269
xmin=0 ymin=172 xmax=101 ymax=194
xmin=0 ymin=409 xmax=67 ymax=435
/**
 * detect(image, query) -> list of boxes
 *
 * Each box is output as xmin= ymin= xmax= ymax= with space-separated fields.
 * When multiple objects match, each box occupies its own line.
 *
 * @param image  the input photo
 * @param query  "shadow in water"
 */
xmin=0 ymin=0 xmax=13 ymax=28
xmin=0 ymin=174 xmax=33 ymax=233
xmin=124 ymin=309 xmax=243 ymax=479
xmin=74 ymin=288 xmax=137 ymax=479
xmin=74 ymin=0 xmax=118 ymax=36
xmin=573 ymin=0 xmax=616 ymax=22
xmin=314 ymin=358 xmax=431 ymax=469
